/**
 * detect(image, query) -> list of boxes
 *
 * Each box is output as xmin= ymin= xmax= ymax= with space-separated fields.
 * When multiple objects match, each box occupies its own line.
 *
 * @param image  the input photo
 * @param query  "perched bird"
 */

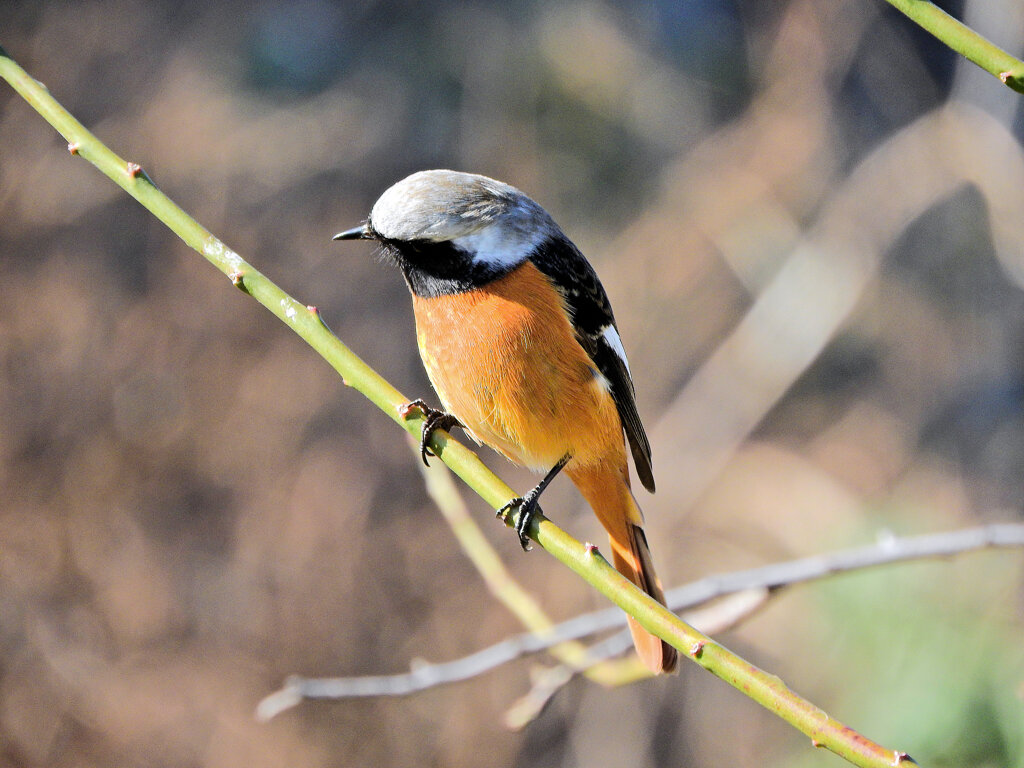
xmin=335 ymin=170 xmax=677 ymax=674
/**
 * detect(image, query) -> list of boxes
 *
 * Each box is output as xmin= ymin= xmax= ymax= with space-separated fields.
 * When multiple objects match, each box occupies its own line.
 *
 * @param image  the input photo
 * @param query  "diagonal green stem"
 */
xmin=883 ymin=0 xmax=1024 ymax=92
xmin=1 ymin=46 xmax=915 ymax=768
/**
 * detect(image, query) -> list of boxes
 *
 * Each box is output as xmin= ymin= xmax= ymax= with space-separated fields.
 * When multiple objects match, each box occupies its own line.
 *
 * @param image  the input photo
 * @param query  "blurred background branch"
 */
xmin=654 ymin=101 xmax=1024 ymax=509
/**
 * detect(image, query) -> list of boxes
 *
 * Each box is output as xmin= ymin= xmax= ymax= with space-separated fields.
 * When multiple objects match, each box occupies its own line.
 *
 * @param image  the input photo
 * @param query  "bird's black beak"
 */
xmin=332 ymin=222 xmax=373 ymax=241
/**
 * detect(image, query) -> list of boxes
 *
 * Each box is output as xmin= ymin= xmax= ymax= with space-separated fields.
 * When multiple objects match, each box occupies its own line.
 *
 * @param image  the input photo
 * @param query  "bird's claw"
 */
xmin=497 ymin=495 xmax=538 ymax=551
xmin=400 ymin=399 xmax=461 ymax=466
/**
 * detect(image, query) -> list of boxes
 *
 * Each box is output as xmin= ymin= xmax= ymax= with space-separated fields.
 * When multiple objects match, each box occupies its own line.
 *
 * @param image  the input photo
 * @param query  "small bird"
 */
xmin=335 ymin=170 xmax=677 ymax=674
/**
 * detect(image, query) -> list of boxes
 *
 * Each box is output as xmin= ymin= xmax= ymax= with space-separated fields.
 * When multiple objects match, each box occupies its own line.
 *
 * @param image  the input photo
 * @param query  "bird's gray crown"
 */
xmin=368 ymin=171 xmax=558 ymax=268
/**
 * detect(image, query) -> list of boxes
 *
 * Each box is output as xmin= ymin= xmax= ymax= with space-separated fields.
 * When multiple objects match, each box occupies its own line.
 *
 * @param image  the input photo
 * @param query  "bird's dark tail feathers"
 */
xmin=568 ymin=464 xmax=678 ymax=674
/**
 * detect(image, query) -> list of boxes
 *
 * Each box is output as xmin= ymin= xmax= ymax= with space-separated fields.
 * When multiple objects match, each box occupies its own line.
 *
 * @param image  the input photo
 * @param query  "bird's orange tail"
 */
xmin=567 ymin=464 xmax=678 ymax=674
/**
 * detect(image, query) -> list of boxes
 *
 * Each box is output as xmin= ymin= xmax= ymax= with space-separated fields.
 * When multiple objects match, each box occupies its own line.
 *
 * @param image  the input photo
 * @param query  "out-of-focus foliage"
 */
xmin=1 ymin=1 xmax=1023 ymax=766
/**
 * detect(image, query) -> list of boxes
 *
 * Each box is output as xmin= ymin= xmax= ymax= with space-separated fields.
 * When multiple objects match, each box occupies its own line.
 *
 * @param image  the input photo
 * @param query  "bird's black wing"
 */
xmin=530 ymin=236 xmax=655 ymax=493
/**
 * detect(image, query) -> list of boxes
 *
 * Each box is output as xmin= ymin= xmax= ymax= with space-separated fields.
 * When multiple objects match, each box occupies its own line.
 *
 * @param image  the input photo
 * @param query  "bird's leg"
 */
xmin=498 ymin=454 xmax=571 ymax=551
xmin=399 ymin=399 xmax=462 ymax=467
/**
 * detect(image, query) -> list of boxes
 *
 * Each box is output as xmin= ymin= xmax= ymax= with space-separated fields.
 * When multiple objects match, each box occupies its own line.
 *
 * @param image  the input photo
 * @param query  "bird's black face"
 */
xmin=334 ymin=219 xmax=516 ymax=298
xmin=376 ymin=236 xmax=514 ymax=299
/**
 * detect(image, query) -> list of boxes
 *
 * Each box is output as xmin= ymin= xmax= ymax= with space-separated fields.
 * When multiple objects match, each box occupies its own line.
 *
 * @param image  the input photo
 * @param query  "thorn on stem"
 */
xmin=398 ymin=399 xmax=433 ymax=420
xmin=307 ymin=304 xmax=333 ymax=332
xmin=67 ymin=142 xmax=80 ymax=155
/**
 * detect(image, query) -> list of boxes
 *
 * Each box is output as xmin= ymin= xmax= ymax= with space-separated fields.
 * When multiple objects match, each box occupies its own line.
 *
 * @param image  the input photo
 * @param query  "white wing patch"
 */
xmin=601 ymin=324 xmax=631 ymax=377
xmin=453 ymin=223 xmax=540 ymax=270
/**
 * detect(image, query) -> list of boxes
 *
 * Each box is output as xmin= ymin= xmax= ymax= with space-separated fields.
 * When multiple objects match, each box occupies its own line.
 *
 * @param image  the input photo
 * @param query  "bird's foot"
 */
xmin=496 ymin=454 xmax=570 ymax=551
xmin=399 ymin=399 xmax=461 ymax=466
xmin=496 ymin=492 xmax=540 ymax=552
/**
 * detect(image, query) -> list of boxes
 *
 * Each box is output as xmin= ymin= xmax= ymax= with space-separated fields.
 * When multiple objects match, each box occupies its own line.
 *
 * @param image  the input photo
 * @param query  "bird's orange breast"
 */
xmin=412 ymin=261 xmax=625 ymax=472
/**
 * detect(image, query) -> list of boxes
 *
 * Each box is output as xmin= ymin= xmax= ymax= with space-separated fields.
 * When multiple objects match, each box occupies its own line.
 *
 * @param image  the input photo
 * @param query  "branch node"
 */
xmin=67 ymin=142 xmax=80 ymax=155
xmin=584 ymin=541 xmax=599 ymax=556
xmin=229 ymin=270 xmax=248 ymax=292
xmin=689 ymin=640 xmax=706 ymax=658
xmin=892 ymin=751 xmax=912 ymax=765
xmin=255 ymin=678 xmax=303 ymax=722
xmin=126 ymin=161 xmax=143 ymax=178
xmin=999 ymin=70 xmax=1024 ymax=92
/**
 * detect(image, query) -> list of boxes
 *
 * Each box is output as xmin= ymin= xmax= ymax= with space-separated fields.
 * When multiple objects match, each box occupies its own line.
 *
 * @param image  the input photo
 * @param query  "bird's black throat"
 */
xmin=378 ymin=238 xmax=516 ymax=298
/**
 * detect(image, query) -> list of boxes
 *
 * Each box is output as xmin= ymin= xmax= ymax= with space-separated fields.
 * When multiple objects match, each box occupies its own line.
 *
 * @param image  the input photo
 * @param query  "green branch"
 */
xmin=0 ymin=47 xmax=915 ymax=768
xmin=883 ymin=0 xmax=1024 ymax=92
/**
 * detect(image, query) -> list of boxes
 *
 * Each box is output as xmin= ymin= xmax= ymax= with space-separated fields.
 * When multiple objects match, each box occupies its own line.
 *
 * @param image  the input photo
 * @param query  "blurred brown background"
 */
xmin=2 ymin=1 xmax=1024 ymax=766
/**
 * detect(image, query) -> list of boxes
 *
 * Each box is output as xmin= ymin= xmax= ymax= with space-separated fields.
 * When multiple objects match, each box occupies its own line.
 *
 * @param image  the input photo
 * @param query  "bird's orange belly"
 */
xmin=412 ymin=262 xmax=623 ymax=472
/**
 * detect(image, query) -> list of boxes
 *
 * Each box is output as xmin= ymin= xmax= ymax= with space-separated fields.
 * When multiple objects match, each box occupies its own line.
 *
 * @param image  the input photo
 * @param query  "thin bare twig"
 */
xmin=257 ymin=521 xmax=1024 ymax=721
